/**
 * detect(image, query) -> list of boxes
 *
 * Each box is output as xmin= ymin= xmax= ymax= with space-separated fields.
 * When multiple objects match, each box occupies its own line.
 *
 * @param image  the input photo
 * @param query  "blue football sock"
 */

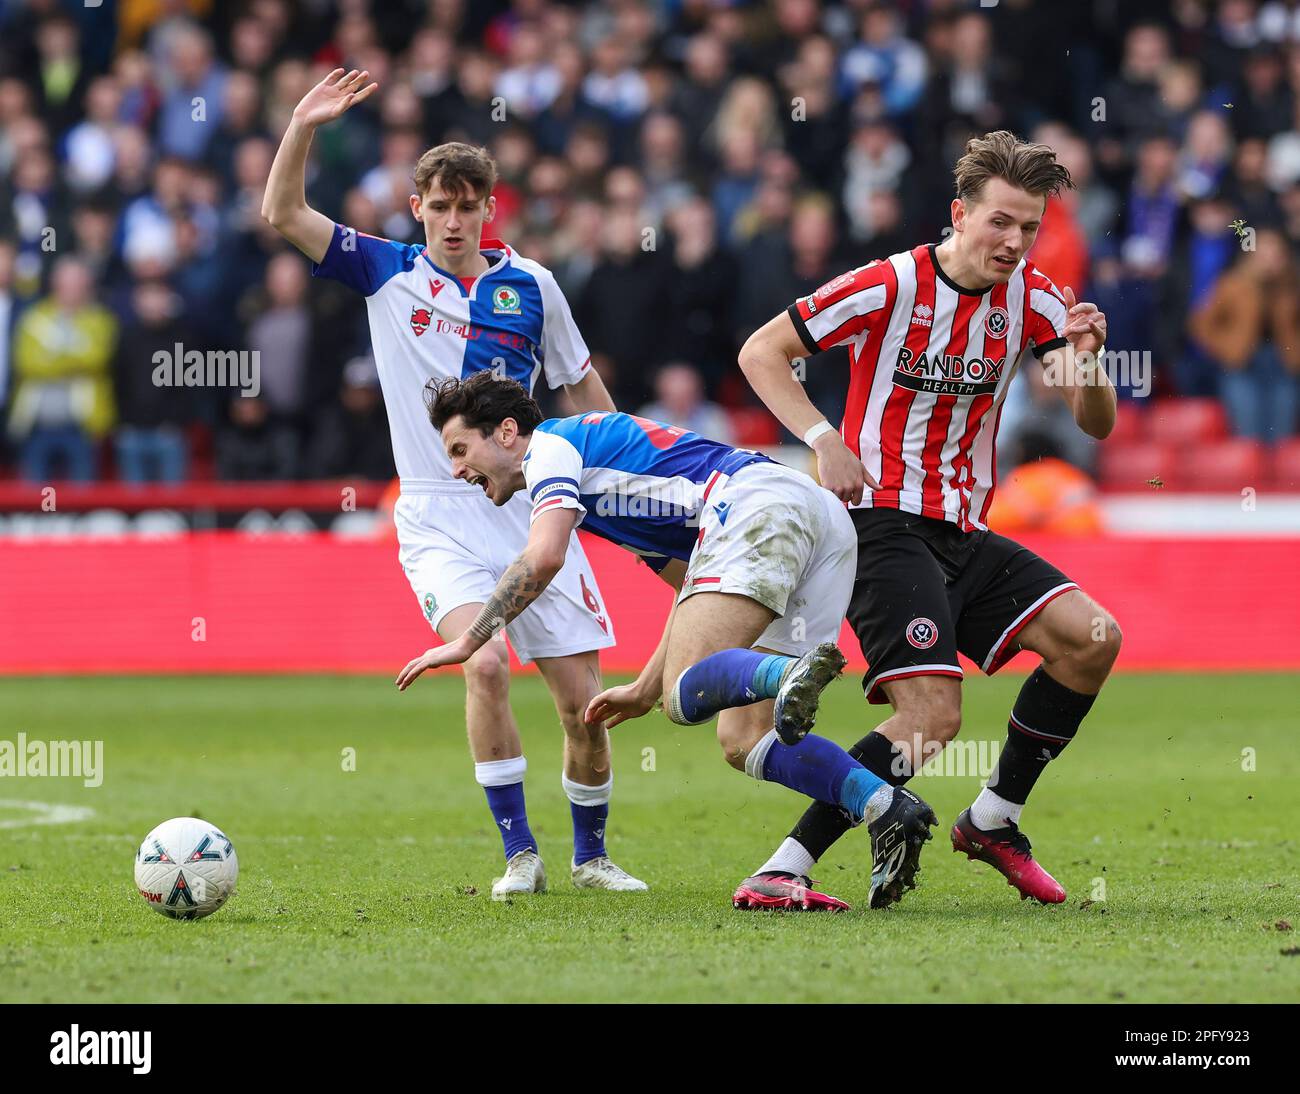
xmin=670 ymin=649 xmax=793 ymax=723
xmin=762 ymin=735 xmax=887 ymax=820
xmin=570 ymin=801 xmax=609 ymax=866
xmin=483 ymin=781 xmax=537 ymax=860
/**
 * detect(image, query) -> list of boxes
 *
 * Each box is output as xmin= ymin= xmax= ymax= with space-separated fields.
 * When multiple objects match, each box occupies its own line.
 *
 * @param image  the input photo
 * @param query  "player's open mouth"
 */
xmin=445 ymin=237 xmax=463 ymax=248
xmin=992 ymin=255 xmax=1017 ymax=270
xmin=469 ymin=473 xmax=489 ymax=492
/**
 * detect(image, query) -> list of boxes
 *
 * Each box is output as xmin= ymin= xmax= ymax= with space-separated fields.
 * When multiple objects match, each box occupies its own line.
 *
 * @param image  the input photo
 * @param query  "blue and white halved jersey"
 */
xmin=312 ymin=224 xmax=592 ymax=482
xmin=523 ymin=412 xmax=771 ymax=571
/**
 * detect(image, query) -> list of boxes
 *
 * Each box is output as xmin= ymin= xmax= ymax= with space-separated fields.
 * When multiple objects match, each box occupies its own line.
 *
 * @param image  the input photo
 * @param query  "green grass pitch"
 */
xmin=1 ymin=671 xmax=1296 ymax=1003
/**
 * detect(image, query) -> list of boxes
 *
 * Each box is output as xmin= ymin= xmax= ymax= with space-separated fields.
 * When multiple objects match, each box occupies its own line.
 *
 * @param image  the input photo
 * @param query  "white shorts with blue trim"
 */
xmin=679 ymin=461 xmax=856 ymax=657
xmin=395 ymin=480 xmax=615 ymax=664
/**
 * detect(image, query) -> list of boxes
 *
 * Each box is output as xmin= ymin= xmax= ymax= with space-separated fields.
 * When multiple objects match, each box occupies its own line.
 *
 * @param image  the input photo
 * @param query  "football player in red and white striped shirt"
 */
xmin=731 ymin=131 xmax=1122 ymax=912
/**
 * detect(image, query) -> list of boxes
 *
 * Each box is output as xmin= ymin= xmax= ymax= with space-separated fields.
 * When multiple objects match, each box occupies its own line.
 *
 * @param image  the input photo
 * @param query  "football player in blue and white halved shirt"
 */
xmin=397 ymin=372 xmax=941 ymax=912
xmin=263 ymin=68 xmax=645 ymax=898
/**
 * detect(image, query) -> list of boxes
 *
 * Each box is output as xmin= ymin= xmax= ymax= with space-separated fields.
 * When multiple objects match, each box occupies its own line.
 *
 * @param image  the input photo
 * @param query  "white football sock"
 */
xmin=970 ymin=787 xmax=1022 ymax=831
xmin=754 ymin=837 xmax=816 ymax=879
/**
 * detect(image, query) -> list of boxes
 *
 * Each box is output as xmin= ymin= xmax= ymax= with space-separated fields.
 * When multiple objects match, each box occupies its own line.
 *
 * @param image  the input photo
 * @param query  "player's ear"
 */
xmin=484 ymin=194 xmax=496 ymax=223
xmin=950 ymin=197 xmax=965 ymax=234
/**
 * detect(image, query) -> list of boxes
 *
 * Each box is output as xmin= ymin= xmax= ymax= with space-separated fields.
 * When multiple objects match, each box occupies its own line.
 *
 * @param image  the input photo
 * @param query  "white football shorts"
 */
xmin=395 ymin=479 xmax=616 ymax=664
xmin=679 ymin=460 xmax=856 ymax=657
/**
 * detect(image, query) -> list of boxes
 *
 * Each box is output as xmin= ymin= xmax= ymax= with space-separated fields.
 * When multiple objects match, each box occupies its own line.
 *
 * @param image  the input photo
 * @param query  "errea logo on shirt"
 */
xmin=492 ymin=286 xmax=522 ymax=315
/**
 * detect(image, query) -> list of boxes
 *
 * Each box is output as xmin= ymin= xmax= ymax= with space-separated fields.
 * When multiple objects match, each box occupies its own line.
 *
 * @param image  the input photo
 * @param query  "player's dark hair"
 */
xmin=953 ymin=130 xmax=1075 ymax=203
xmin=426 ymin=372 xmax=543 ymax=437
xmin=413 ymin=141 xmax=497 ymax=201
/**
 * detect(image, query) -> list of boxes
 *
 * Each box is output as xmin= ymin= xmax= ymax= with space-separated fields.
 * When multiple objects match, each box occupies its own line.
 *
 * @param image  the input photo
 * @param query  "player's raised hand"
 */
xmin=813 ymin=432 xmax=879 ymax=505
xmin=585 ymin=682 xmax=657 ymax=728
xmin=395 ymin=638 xmax=471 ymax=691
xmin=1061 ymin=285 xmax=1107 ymax=357
xmin=292 ymin=68 xmax=379 ymax=128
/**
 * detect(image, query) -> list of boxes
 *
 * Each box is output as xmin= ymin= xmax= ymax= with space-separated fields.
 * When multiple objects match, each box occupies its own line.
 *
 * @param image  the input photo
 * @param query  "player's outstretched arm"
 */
xmin=262 ymin=68 xmax=379 ymax=264
xmin=1043 ymin=285 xmax=1116 ymax=440
xmin=584 ymin=559 xmax=686 ymax=727
xmin=396 ymin=509 xmax=578 ymax=690
xmin=562 ymin=369 xmax=617 ymax=415
xmin=739 ymin=311 xmax=879 ymax=503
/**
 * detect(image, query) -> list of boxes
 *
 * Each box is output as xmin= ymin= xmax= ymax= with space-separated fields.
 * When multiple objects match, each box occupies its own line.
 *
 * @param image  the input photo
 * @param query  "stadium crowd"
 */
xmin=1 ymin=0 xmax=1299 ymax=485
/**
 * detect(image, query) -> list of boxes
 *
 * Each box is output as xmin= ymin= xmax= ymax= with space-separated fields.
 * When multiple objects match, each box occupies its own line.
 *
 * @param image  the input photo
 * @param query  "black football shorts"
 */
xmin=846 ymin=507 xmax=1079 ymax=703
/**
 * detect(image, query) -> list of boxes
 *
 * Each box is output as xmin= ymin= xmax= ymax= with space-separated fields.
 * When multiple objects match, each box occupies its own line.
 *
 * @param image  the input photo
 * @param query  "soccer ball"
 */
xmin=134 ymin=817 xmax=238 ymax=920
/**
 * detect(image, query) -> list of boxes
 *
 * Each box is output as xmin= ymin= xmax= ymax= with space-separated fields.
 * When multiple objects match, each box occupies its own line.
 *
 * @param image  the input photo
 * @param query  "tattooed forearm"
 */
xmin=466 ymin=553 xmax=554 ymax=643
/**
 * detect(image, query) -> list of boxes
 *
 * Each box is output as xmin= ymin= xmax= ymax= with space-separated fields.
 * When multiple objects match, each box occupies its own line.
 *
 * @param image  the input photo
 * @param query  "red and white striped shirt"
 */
xmin=789 ymin=243 xmax=1069 ymax=532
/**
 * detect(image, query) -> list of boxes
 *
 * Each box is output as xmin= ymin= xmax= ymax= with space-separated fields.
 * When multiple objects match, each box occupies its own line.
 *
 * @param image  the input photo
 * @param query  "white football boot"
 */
xmin=571 ymin=856 xmax=649 ymax=891
xmin=491 ymin=849 xmax=547 ymax=901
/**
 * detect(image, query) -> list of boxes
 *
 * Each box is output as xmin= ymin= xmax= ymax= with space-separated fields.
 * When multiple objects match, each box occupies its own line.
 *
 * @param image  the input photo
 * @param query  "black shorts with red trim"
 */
xmin=846 ymin=507 xmax=1078 ymax=704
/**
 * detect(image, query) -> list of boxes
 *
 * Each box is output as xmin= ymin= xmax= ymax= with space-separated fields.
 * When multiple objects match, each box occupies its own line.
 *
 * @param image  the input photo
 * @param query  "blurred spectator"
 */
xmin=779 ymin=34 xmax=847 ymax=187
xmin=575 ymin=207 xmax=669 ymax=406
xmin=1232 ymin=47 xmax=1291 ymax=142
xmin=244 ymin=252 xmax=311 ymax=427
xmin=216 ymin=395 xmax=298 ymax=481
xmin=496 ymin=20 xmax=561 ymax=118
xmin=1169 ymin=192 xmax=1239 ymax=396
xmin=1189 ymin=228 xmax=1300 ymax=442
xmin=638 ymin=362 xmax=735 ymax=445
xmin=305 ymin=356 xmax=395 ymax=480
xmin=33 ymin=13 xmax=89 ymax=137
xmin=840 ymin=4 xmax=928 ymax=118
xmin=1177 ymin=110 xmax=1233 ymax=201
xmin=156 ymin=23 xmax=226 ymax=162
xmin=112 ymin=280 xmax=194 ymax=484
xmin=1102 ymin=23 xmax=1172 ymax=151
xmin=8 ymin=256 xmax=116 ymax=482
xmin=582 ymin=35 xmax=648 ymax=124
xmin=842 ymin=120 xmax=910 ymax=243
xmin=63 ymin=75 xmax=122 ymax=194
xmin=663 ymin=196 xmax=738 ymax=395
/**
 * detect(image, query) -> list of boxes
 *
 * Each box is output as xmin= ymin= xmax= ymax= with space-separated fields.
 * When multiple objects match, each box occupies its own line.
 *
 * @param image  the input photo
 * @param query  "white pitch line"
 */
xmin=0 ymin=800 xmax=95 ymax=829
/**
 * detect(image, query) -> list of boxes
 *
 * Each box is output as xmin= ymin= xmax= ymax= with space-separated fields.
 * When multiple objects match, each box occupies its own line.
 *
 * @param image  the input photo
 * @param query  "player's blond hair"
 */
xmin=952 ymin=130 xmax=1075 ymax=203
xmin=413 ymin=142 xmax=498 ymax=201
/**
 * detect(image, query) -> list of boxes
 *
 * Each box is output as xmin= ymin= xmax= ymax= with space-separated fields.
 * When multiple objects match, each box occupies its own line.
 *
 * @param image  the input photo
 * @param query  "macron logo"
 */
xmin=713 ymin=501 xmax=731 ymax=525
xmin=499 ymin=818 xmax=512 ymax=831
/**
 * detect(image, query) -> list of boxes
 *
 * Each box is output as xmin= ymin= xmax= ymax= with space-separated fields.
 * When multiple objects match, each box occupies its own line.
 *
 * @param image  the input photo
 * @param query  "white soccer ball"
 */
xmin=134 ymin=817 xmax=238 ymax=920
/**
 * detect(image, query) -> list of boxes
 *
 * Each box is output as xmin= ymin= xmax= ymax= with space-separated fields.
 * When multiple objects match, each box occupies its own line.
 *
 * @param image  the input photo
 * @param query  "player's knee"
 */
xmin=895 ymin=695 xmax=961 ymax=744
xmin=462 ymin=644 xmax=510 ymax=698
xmin=553 ymin=693 xmax=594 ymax=735
xmin=715 ymin=723 xmax=750 ymax=771
xmin=1076 ymin=611 xmax=1122 ymax=676
xmin=1094 ymin=613 xmax=1123 ymax=670
xmin=930 ymin=703 xmax=962 ymax=743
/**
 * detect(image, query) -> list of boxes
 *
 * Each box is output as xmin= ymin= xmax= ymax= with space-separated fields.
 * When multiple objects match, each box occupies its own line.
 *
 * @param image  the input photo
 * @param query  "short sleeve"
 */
xmin=787 ymin=263 xmax=891 ymax=355
xmin=523 ymin=428 xmax=587 ymax=525
xmin=536 ymin=269 xmax=593 ymax=388
xmin=1026 ymin=271 xmax=1070 ymax=359
xmin=311 ymin=223 xmax=416 ymax=297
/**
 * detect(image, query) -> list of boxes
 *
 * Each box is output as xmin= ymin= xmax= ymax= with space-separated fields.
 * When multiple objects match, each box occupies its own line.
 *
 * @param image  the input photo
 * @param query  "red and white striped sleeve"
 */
xmin=787 ymin=262 xmax=891 ymax=355
xmin=1025 ymin=267 xmax=1070 ymax=359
